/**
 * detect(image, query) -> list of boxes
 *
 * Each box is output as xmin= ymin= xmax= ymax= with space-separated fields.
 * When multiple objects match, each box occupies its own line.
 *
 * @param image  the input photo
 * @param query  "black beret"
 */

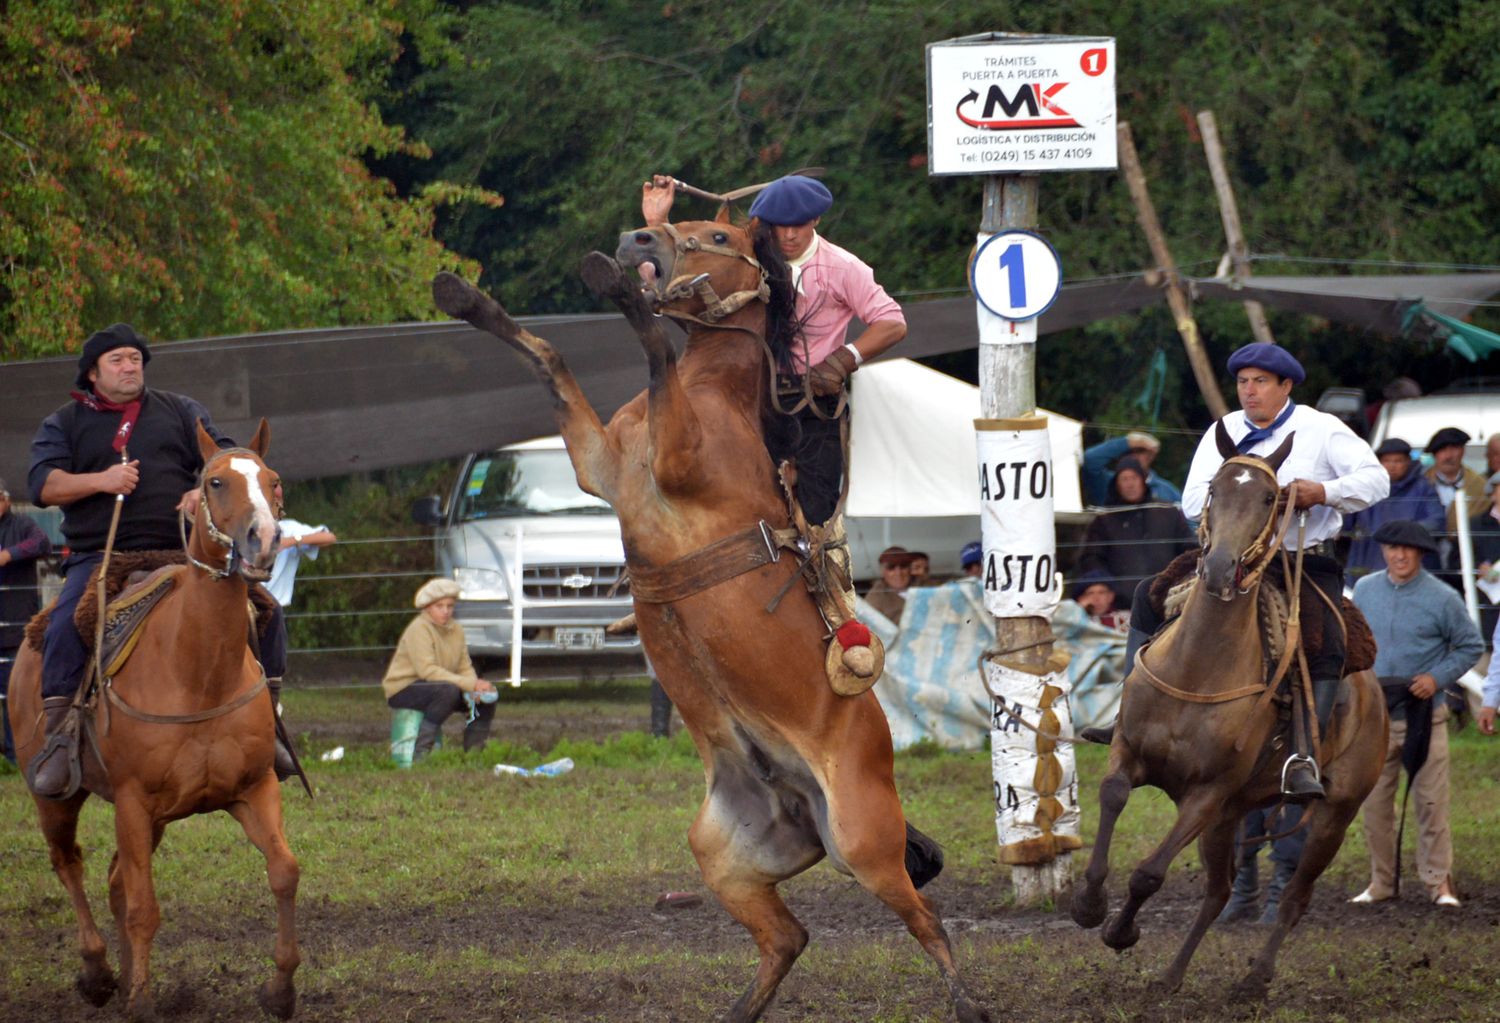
xmin=1374 ymin=438 xmax=1412 ymax=457
xmin=1425 ymin=427 xmax=1471 ymax=454
xmin=1372 ymin=519 xmax=1439 ymax=555
xmin=75 ymin=323 xmax=151 ymax=389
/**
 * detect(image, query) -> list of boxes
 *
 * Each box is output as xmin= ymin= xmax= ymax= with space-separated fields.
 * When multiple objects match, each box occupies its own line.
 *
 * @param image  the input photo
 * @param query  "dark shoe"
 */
xmin=267 ymin=679 xmax=297 ymax=781
xmin=649 ymin=679 xmax=673 ymax=738
xmin=1079 ymin=724 xmax=1115 ymax=745
xmin=462 ymin=716 xmax=493 ymax=753
xmin=413 ymin=720 xmax=442 ymax=761
xmin=1282 ymin=755 xmax=1325 ymax=802
xmin=1124 ymin=626 xmax=1151 ymax=676
xmin=1218 ymin=852 xmax=1261 ymax=924
xmin=27 ymin=696 xmax=82 ymax=800
xmin=1258 ymin=860 xmax=1296 ymax=925
xmin=1312 ymin=676 xmax=1340 ymax=732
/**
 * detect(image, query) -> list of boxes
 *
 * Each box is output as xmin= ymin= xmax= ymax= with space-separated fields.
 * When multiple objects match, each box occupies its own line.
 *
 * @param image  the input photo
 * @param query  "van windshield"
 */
xmin=459 ymin=450 xmax=612 ymax=520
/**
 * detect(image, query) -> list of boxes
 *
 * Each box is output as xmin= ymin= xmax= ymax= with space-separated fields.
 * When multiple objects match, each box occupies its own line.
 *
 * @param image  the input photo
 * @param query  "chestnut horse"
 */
xmin=7 ymin=420 xmax=300 ymax=1021
xmin=1070 ymin=426 xmax=1386 ymax=1001
xmin=431 ymin=215 xmax=988 ymax=1022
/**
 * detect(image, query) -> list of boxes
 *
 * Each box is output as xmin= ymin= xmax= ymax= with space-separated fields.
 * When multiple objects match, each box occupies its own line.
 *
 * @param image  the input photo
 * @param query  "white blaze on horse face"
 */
xmin=1234 ymin=469 xmax=1254 ymax=486
xmin=229 ymin=457 xmax=279 ymax=560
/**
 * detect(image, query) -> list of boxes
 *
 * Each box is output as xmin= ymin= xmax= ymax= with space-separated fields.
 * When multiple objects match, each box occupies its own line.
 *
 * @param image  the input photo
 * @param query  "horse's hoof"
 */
xmin=955 ymin=996 xmax=993 ymax=1023
xmin=1071 ymin=886 xmax=1108 ymax=929
xmin=125 ymin=992 xmax=157 ymax=1023
xmin=75 ymin=964 xmax=117 ymax=1007
xmin=431 ymin=272 xmax=480 ymax=318
xmin=1228 ymin=972 xmax=1271 ymax=1004
xmin=257 ymin=979 xmax=297 ymax=1020
xmin=580 ymin=252 xmax=628 ymax=299
xmin=1101 ymin=912 xmax=1140 ymax=951
xmin=1148 ymin=974 xmax=1183 ymax=998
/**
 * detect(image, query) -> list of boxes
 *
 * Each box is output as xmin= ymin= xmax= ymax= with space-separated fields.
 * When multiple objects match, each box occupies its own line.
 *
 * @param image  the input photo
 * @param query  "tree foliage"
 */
xmin=0 ymin=0 xmax=495 ymax=360
xmin=378 ymin=0 xmax=1500 ymax=451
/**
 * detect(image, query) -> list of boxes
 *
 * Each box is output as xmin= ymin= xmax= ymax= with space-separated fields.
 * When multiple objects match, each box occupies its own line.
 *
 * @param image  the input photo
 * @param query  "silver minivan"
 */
xmin=412 ymin=436 xmax=641 ymax=663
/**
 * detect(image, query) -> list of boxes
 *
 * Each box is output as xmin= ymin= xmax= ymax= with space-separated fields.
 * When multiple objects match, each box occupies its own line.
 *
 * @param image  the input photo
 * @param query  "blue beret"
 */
xmin=1226 ymin=342 xmax=1304 ymax=385
xmin=748 ymin=175 xmax=833 ymax=226
xmin=960 ymin=540 xmax=983 ymax=568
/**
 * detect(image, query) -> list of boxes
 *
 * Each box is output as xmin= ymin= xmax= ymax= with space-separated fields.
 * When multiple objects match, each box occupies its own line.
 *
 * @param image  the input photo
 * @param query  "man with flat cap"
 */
xmin=641 ymin=173 xmax=906 ymax=531
xmin=25 ymin=324 xmax=295 ymax=798
xmin=1424 ymin=426 xmax=1485 ymax=532
xmin=1085 ymin=342 xmax=1388 ymax=801
xmin=1351 ymin=520 xmax=1482 ymax=907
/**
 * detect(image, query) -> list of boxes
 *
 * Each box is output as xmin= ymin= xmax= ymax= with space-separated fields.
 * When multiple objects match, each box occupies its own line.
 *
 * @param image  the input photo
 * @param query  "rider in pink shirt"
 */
xmin=642 ymin=173 xmax=905 ymax=527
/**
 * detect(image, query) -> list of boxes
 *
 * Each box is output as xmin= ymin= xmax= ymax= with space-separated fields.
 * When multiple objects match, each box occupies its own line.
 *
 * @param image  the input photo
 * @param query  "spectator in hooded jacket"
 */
xmin=1343 ymin=438 xmax=1445 ymax=584
xmin=1081 ymin=432 xmax=1182 ymax=507
xmin=1076 ymin=458 xmax=1195 ymax=610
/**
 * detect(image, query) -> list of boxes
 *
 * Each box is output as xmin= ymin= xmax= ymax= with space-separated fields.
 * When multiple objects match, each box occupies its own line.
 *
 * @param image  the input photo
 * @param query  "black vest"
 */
xmin=52 ymin=390 xmax=218 ymax=553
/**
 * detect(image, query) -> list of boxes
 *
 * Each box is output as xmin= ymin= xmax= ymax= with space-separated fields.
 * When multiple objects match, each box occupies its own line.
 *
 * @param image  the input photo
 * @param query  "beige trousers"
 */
xmin=1360 ymin=702 xmax=1451 ymax=899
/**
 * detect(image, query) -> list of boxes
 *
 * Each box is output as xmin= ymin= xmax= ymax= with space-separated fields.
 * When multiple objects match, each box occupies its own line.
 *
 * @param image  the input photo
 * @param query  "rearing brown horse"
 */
xmin=8 ymin=420 xmax=300 ymax=1022
xmin=1070 ymin=425 xmax=1386 ymax=1002
xmin=432 ymin=211 xmax=988 ymax=1023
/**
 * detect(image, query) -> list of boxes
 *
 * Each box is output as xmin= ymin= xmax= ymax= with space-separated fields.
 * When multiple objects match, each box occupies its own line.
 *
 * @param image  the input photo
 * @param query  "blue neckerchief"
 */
xmin=1236 ymin=400 xmax=1295 ymax=454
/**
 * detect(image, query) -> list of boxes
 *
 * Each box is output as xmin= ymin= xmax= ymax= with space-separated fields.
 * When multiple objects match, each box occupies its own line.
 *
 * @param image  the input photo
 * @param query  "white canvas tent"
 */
xmin=844 ymin=358 xmax=1083 ymax=580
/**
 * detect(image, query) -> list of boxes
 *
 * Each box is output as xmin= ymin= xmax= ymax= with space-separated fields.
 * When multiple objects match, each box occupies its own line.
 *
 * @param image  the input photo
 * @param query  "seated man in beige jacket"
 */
xmin=383 ymin=578 xmax=496 ymax=759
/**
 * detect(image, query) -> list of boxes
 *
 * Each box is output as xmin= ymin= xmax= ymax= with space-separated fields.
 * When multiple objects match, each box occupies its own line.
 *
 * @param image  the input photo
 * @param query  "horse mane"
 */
xmin=751 ymin=224 xmax=805 ymax=372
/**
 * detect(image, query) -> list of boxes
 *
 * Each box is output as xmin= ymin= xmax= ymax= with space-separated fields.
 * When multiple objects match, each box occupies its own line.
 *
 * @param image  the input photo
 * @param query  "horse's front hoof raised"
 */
xmin=580 ymin=251 xmax=629 ymax=300
xmin=1071 ymin=885 xmax=1108 ymax=929
xmin=1101 ymin=912 xmax=1140 ymax=950
xmin=75 ymin=963 xmax=117 ymax=1007
xmin=257 ymin=978 xmax=297 ymax=1020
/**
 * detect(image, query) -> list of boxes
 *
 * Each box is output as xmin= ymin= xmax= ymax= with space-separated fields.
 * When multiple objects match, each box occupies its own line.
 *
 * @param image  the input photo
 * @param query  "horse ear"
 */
xmin=1264 ymin=431 xmax=1295 ymax=472
xmin=714 ymin=203 xmax=731 ymax=224
xmin=195 ymin=419 xmax=219 ymax=464
xmin=1214 ymin=420 xmax=1237 ymax=460
xmin=247 ymin=417 xmax=271 ymax=459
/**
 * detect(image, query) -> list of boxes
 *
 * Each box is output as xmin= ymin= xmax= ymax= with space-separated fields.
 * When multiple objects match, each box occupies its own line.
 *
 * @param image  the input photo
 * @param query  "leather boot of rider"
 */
xmin=267 ymin=678 xmax=297 ymax=781
xmin=26 ymin=696 xmax=82 ymax=800
xmin=1283 ymin=677 xmax=1341 ymax=802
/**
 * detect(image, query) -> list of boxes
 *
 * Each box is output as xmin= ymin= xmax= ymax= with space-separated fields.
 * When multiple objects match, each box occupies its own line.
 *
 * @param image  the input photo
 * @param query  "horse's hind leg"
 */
xmin=1232 ymin=798 xmax=1358 ymax=1003
xmin=1102 ymin=786 xmax=1224 ymax=951
xmin=1073 ymin=753 xmax=1141 ymax=929
xmin=1156 ymin=812 xmax=1238 ymax=994
xmin=228 ymin=779 xmax=301 ymax=1020
xmin=36 ymin=793 xmax=117 ymax=1007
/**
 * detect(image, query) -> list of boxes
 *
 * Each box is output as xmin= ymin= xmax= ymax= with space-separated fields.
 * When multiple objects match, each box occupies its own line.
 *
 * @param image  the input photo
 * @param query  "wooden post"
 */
xmin=979 ymin=173 xmax=1071 ymax=904
xmin=1116 ymin=121 xmax=1229 ymax=421
xmin=1196 ymin=109 xmax=1275 ymax=344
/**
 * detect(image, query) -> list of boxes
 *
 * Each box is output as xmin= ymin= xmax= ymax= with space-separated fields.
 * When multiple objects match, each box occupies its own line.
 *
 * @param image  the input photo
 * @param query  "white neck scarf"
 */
xmin=785 ymin=232 xmax=820 ymax=294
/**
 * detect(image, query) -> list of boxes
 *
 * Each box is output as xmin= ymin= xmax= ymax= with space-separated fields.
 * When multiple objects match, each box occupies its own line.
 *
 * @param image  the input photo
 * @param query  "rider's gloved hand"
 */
xmin=808 ymin=347 xmax=857 ymax=397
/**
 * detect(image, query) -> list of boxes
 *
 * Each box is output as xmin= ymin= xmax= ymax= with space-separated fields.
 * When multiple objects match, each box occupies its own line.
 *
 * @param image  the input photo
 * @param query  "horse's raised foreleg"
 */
xmin=112 ymin=796 xmax=162 ymax=1022
xmin=580 ymin=251 xmax=702 ymax=492
xmin=431 ymin=271 xmax=616 ymax=499
xmin=1156 ymin=811 xmax=1239 ymax=994
xmin=1072 ymin=753 xmax=1141 ymax=930
xmin=36 ymin=792 xmax=116 ymax=1007
xmin=1102 ymin=786 xmax=1224 ymax=951
xmin=228 ymin=779 xmax=301 ymax=1020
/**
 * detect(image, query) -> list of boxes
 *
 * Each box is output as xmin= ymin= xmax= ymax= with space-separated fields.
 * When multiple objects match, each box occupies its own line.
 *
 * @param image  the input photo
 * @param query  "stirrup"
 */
xmin=1280 ymin=753 xmax=1323 ymax=800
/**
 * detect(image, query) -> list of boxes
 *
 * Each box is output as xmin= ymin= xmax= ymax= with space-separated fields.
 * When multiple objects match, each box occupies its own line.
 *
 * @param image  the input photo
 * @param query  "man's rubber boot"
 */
xmin=1217 ymin=850 xmax=1261 ymax=924
xmin=1078 ymin=723 xmax=1115 ymax=745
xmin=267 ymin=678 xmax=297 ymax=781
xmin=26 ymin=696 xmax=82 ymax=801
xmin=649 ymin=680 xmax=673 ymax=738
xmin=1258 ymin=859 xmax=1296 ymax=925
xmin=413 ymin=720 xmax=442 ymax=761
xmin=462 ymin=714 xmax=493 ymax=753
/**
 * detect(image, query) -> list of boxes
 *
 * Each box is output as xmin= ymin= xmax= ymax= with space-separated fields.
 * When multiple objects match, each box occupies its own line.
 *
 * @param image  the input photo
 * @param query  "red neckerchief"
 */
xmin=71 ymin=389 xmax=142 ymax=453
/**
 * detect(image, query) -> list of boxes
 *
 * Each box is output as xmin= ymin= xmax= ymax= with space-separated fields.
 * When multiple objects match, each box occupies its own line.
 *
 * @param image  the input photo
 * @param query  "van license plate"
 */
xmin=555 ymin=627 xmax=605 ymax=650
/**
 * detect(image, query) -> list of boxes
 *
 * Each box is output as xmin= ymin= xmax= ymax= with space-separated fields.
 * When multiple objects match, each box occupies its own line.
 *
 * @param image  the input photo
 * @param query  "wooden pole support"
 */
xmin=1117 ymin=121 xmax=1229 ymax=421
xmin=1196 ymin=110 xmax=1275 ymax=345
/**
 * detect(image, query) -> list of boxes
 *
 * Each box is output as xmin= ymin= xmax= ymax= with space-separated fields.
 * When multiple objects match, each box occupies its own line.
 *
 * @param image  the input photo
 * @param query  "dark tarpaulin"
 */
xmin=0 ymin=278 xmax=1166 ymax=486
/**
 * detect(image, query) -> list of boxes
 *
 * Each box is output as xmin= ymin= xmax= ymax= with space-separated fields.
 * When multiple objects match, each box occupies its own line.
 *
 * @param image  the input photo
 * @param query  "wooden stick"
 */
xmin=1117 ymin=122 xmax=1229 ymax=420
xmin=1197 ymin=110 xmax=1275 ymax=345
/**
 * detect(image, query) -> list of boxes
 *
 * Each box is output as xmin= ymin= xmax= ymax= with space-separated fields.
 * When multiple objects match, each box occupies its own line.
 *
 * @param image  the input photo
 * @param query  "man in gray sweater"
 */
xmin=1351 ymin=520 xmax=1484 ymax=907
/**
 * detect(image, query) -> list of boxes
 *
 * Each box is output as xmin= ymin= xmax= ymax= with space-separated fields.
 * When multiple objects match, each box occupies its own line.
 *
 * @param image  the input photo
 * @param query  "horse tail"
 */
xmin=904 ymin=822 xmax=945 ymax=890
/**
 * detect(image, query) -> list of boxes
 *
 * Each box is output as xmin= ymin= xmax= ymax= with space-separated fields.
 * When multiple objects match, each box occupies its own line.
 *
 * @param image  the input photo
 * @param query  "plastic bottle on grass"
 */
xmin=493 ymin=764 xmax=530 ymax=777
xmin=531 ymin=757 xmax=574 ymax=777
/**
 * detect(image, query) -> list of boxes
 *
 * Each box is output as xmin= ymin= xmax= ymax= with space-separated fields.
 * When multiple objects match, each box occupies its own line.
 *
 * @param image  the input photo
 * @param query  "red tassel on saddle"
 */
xmin=836 ymin=621 xmax=872 ymax=649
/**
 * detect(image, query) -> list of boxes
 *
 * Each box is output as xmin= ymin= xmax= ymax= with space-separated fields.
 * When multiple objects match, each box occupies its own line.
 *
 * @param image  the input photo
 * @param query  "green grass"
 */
xmin=4 ymin=690 xmax=1500 ymax=1020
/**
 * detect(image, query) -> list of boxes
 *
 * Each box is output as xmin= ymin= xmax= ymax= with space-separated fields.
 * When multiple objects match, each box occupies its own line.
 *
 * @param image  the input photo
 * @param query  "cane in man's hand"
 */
xmin=94 ymin=450 xmax=129 ymax=690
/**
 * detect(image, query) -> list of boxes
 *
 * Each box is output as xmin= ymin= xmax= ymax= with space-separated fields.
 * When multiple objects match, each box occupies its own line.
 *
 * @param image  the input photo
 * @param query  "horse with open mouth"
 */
xmin=432 ymin=207 xmax=989 ymax=1022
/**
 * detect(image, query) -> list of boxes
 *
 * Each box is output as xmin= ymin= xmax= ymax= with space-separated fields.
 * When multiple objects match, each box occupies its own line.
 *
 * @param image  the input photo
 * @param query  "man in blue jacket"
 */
xmin=1081 ymin=432 xmax=1182 ymax=507
xmin=1343 ymin=438 xmax=1445 ymax=583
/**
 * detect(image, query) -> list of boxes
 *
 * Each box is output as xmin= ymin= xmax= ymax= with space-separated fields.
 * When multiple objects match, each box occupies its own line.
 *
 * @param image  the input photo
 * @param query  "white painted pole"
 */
xmin=509 ymin=524 xmax=525 ymax=687
xmin=1455 ymin=487 xmax=1481 ymax=629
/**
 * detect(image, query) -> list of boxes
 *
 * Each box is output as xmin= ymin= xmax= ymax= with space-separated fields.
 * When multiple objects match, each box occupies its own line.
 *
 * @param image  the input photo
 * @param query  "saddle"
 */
xmin=1147 ymin=549 xmax=1376 ymax=677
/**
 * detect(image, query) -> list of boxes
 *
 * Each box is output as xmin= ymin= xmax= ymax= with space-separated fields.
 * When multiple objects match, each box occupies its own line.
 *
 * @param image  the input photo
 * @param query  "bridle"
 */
xmin=650 ymin=222 xmax=770 ymax=326
xmin=1195 ymin=454 xmax=1295 ymax=595
xmin=180 ymin=448 xmax=281 ymax=581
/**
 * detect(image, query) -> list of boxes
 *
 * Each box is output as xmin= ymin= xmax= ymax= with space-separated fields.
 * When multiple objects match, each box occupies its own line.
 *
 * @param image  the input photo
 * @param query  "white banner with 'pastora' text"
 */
xmin=975 ymin=416 xmax=1058 ymax=620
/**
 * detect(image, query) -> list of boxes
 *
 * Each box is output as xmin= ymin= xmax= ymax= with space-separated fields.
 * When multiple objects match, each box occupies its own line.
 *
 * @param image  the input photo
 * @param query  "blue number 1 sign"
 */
xmin=968 ymin=230 xmax=1063 ymax=321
